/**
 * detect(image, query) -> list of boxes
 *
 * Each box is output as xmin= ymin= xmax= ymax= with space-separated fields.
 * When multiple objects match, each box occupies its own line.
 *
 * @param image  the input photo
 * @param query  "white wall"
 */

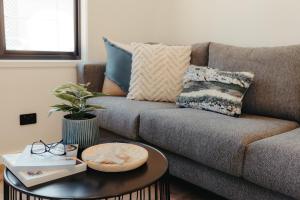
xmin=0 ymin=62 xmax=77 ymax=155
xmin=85 ymin=0 xmax=300 ymax=63
xmin=169 ymin=0 xmax=300 ymax=46
xmin=85 ymin=0 xmax=172 ymax=63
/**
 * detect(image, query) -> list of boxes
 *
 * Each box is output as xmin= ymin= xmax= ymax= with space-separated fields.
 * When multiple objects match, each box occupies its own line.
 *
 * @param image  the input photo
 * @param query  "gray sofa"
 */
xmin=77 ymin=42 xmax=300 ymax=200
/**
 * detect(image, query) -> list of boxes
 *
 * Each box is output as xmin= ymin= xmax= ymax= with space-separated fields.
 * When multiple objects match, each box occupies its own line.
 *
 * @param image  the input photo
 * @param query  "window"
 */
xmin=0 ymin=0 xmax=80 ymax=59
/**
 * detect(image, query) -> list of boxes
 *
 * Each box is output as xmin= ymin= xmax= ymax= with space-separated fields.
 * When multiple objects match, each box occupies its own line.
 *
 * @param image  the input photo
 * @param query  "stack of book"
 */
xmin=2 ymin=144 xmax=87 ymax=187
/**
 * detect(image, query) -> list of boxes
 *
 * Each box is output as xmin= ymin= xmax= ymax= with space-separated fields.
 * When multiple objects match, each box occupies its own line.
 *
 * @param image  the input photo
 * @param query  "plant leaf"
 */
xmin=50 ymin=82 xmax=105 ymax=118
xmin=87 ymin=104 xmax=105 ymax=109
xmin=48 ymin=108 xmax=60 ymax=117
xmin=92 ymin=92 xmax=106 ymax=97
xmin=53 ymin=93 xmax=78 ymax=104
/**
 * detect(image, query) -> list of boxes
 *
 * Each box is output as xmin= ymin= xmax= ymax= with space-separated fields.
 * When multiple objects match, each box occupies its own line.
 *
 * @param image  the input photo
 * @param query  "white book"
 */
xmin=12 ymin=144 xmax=78 ymax=171
xmin=3 ymin=154 xmax=87 ymax=188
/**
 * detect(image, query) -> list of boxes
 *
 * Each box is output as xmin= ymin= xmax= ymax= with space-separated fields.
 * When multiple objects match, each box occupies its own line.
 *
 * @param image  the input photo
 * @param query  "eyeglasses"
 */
xmin=31 ymin=140 xmax=77 ymax=156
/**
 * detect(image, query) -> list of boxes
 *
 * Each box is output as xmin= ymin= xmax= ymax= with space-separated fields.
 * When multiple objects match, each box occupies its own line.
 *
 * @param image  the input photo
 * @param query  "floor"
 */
xmin=0 ymin=167 xmax=225 ymax=200
xmin=0 ymin=165 xmax=3 ymax=200
xmin=169 ymin=176 xmax=226 ymax=200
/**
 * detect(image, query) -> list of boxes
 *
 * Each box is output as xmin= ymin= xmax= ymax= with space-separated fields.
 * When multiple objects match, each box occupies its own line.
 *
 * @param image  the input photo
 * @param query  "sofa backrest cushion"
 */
xmin=208 ymin=42 xmax=300 ymax=122
xmin=190 ymin=43 xmax=210 ymax=66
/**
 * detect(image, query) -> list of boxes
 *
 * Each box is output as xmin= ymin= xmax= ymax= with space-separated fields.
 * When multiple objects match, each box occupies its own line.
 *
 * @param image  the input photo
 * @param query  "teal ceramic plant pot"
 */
xmin=62 ymin=114 xmax=100 ymax=149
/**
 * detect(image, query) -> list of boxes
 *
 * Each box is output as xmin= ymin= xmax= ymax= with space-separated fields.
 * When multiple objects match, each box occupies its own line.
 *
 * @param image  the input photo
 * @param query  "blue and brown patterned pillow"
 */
xmin=176 ymin=66 xmax=254 ymax=117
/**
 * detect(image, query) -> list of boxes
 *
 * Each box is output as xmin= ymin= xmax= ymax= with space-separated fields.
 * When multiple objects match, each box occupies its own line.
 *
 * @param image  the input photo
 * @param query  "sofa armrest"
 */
xmin=77 ymin=63 xmax=106 ymax=92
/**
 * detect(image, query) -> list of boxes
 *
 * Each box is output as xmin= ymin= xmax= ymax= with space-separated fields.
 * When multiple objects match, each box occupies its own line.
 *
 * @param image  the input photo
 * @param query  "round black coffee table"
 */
xmin=3 ymin=144 xmax=169 ymax=200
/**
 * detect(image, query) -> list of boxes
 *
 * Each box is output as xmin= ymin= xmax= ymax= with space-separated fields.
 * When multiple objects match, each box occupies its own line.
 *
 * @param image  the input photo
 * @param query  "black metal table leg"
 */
xmin=4 ymin=180 xmax=9 ymax=200
xmin=4 ymin=181 xmax=171 ymax=200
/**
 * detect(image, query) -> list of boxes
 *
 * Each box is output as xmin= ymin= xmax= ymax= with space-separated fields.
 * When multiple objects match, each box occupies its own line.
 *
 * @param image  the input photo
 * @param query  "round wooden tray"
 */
xmin=81 ymin=143 xmax=149 ymax=172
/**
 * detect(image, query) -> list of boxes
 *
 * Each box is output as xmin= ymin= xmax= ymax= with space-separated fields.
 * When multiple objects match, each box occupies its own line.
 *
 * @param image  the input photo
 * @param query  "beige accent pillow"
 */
xmin=102 ymin=78 xmax=126 ymax=96
xmin=127 ymin=43 xmax=191 ymax=102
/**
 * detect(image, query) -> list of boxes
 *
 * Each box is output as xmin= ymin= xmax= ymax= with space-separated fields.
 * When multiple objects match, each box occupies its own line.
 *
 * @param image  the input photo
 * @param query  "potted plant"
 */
xmin=49 ymin=83 xmax=104 ymax=149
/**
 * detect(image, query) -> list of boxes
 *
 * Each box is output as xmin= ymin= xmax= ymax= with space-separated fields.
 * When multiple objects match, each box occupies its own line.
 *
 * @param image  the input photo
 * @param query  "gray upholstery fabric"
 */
xmin=98 ymin=129 xmax=294 ymax=200
xmin=88 ymin=97 xmax=177 ymax=139
xmin=208 ymin=43 xmax=300 ymax=122
xmin=190 ymin=43 xmax=210 ymax=66
xmin=77 ymin=63 xmax=106 ymax=92
xmin=139 ymin=108 xmax=298 ymax=176
xmin=166 ymin=151 xmax=295 ymax=200
xmin=243 ymin=128 xmax=300 ymax=199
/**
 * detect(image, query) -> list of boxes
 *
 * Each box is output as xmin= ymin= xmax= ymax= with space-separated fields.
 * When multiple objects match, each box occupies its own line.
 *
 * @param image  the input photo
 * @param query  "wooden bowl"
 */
xmin=81 ymin=143 xmax=148 ymax=172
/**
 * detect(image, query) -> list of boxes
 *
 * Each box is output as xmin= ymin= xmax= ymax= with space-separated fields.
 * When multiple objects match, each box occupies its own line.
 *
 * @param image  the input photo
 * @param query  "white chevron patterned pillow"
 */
xmin=127 ymin=43 xmax=191 ymax=102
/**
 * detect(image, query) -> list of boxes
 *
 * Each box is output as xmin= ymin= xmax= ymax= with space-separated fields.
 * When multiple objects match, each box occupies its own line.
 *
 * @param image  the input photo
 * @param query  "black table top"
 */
xmin=4 ymin=143 xmax=168 ymax=199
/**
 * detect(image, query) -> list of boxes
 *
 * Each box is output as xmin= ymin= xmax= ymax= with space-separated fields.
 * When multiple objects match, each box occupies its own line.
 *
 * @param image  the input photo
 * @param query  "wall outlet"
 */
xmin=20 ymin=113 xmax=37 ymax=125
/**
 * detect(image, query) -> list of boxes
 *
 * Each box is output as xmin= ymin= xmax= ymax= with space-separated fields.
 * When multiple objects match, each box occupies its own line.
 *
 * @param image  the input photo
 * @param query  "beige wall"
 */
xmin=0 ymin=62 xmax=77 ymax=155
xmin=85 ymin=0 xmax=300 ymax=63
xmin=85 ymin=0 xmax=172 ymax=63
xmin=169 ymin=0 xmax=300 ymax=46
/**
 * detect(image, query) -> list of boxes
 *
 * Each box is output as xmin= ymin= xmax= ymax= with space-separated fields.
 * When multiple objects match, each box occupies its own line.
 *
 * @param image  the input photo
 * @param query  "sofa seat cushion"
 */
xmin=88 ymin=96 xmax=177 ymax=139
xmin=139 ymin=108 xmax=298 ymax=176
xmin=243 ymin=128 xmax=300 ymax=199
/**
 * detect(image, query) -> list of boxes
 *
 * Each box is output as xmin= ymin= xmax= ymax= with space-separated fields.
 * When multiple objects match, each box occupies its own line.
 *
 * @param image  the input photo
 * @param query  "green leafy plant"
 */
xmin=49 ymin=83 xmax=104 ymax=120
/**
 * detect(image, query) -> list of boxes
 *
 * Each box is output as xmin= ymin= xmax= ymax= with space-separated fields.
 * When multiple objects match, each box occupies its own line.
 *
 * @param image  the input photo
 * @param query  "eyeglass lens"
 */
xmin=32 ymin=142 xmax=47 ymax=154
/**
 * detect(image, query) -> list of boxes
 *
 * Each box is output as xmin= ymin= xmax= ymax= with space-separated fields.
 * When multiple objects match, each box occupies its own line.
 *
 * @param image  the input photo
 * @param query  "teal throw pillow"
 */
xmin=103 ymin=37 xmax=132 ymax=93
